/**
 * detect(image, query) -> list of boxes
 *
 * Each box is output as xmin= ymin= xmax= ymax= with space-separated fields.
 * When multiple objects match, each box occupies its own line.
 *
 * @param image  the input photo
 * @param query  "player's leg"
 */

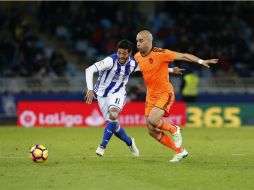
xmin=98 ymin=109 xmax=118 ymax=149
xmin=148 ymin=107 xmax=182 ymax=147
xmin=146 ymin=111 xmax=182 ymax=154
xmin=95 ymin=96 xmax=116 ymax=156
xmin=115 ymin=124 xmax=139 ymax=157
xmin=150 ymin=93 xmax=183 ymax=148
xmin=145 ymin=100 xmax=180 ymax=152
xmin=108 ymin=93 xmax=131 ymax=146
xmin=147 ymin=108 xmax=188 ymax=161
xmin=145 ymin=94 xmax=188 ymax=161
xmin=149 ymin=109 xmax=177 ymax=134
xmin=114 ymin=124 xmax=140 ymax=157
xmin=109 ymin=94 xmax=139 ymax=156
xmin=148 ymin=93 xmax=177 ymax=134
xmin=145 ymin=98 xmax=175 ymax=136
xmin=146 ymin=117 xmax=162 ymax=138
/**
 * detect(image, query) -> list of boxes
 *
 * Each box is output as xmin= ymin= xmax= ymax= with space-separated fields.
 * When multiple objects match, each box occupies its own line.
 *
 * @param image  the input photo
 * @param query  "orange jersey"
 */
xmin=134 ymin=47 xmax=176 ymax=96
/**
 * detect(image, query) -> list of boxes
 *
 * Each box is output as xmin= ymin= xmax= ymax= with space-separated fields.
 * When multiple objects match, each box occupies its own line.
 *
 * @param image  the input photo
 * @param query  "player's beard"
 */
xmin=138 ymin=46 xmax=149 ymax=55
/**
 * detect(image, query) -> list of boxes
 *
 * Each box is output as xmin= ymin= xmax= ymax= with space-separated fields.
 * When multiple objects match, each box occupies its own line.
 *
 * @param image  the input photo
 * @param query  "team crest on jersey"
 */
xmin=149 ymin=58 xmax=153 ymax=64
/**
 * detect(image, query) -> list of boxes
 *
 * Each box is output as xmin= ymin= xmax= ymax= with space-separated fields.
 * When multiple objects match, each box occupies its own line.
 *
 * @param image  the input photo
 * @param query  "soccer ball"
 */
xmin=30 ymin=144 xmax=48 ymax=163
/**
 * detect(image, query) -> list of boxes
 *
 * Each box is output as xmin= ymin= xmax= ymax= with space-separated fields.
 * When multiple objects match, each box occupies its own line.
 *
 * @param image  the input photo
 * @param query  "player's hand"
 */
xmin=202 ymin=59 xmax=219 ymax=68
xmin=173 ymin=67 xmax=185 ymax=75
xmin=85 ymin=90 xmax=95 ymax=104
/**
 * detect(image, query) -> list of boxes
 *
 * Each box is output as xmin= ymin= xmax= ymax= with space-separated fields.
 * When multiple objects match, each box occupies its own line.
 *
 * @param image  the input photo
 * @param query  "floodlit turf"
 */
xmin=0 ymin=127 xmax=253 ymax=190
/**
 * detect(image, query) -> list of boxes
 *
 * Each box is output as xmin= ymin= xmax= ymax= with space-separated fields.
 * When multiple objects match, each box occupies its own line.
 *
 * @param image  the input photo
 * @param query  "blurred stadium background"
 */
xmin=1 ymin=1 xmax=254 ymax=127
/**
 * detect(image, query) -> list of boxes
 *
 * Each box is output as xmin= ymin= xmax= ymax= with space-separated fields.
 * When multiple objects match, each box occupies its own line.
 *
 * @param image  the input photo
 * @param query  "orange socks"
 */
xmin=157 ymin=119 xmax=177 ymax=134
xmin=156 ymin=131 xmax=182 ymax=153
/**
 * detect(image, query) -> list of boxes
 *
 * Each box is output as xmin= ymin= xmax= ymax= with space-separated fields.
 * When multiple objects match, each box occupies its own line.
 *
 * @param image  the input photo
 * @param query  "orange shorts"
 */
xmin=145 ymin=92 xmax=175 ymax=117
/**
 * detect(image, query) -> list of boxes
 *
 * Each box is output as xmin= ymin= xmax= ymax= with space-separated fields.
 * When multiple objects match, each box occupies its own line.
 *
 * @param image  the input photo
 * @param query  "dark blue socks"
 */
xmin=100 ymin=121 xmax=132 ymax=148
xmin=114 ymin=126 xmax=132 ymax=146
xmin=100 ymin=121 xmax=117 ymax=148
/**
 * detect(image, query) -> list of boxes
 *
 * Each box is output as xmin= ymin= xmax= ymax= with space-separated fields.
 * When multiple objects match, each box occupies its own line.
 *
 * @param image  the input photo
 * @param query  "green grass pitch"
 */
xmin=0 ymin=127 xmax=253 ymax=190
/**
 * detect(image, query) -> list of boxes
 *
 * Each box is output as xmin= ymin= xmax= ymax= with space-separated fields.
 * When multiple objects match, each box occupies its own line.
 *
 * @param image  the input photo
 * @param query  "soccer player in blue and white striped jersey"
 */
xmin=85 ymin=39 xmax=140 ymax=157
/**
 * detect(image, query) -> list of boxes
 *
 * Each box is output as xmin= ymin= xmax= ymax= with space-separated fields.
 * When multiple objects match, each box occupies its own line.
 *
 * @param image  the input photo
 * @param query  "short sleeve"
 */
xmin=94 ymin=57 xmax=113 ymax=71
xmin=164 ymin=49 xmax=176 ymax=62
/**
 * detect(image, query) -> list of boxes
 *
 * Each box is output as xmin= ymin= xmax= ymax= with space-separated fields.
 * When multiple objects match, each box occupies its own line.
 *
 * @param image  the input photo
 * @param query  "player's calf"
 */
xmin=98 ymin=121 xmax=118 ymax=150
xmin=146 ymin=118 xmax=159 ymax=138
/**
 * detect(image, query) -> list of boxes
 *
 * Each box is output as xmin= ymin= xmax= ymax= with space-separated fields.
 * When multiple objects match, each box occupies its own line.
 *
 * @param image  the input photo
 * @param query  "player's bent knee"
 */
xmin=109 ymin=113 xmax=118 ymax=121
xmin=147 ymin=115 xmax=159 ymax=127
xmin=109 ymin=110 xmax=119 ymax=121
xmin=147 ymin=116 xmax=153 ymax=126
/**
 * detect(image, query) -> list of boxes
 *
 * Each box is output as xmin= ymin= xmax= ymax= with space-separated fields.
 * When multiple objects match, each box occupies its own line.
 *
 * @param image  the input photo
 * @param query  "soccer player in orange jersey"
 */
xmin=134 ymin=30 xmax=218 ymax=162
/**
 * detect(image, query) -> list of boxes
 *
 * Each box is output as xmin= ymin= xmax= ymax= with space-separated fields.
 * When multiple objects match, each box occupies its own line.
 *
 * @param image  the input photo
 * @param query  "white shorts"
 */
xmin=97 ymin=92 xmax=126 ymax=121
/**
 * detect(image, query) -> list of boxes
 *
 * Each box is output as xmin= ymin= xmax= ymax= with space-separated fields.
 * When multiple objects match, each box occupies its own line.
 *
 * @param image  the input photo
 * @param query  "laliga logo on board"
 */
xmin=20 ymin=111 xmax=37 ymax=128
xmin=39 ymin=112 xmax=83 ymax=127
xmin=85 ymin=109 xmax=104 ymax=126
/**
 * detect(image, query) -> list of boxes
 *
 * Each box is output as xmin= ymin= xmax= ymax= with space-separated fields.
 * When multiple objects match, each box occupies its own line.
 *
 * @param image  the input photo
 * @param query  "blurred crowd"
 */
xmin=37 ymin=1 xmax=139 ymax=61
xmin=0 ymin=8 xmax=72 ymax=78
xmin=37 ymin=1 xmax=254 ymax=77
xmin=1 ymin=1 xmax=254 ymax=78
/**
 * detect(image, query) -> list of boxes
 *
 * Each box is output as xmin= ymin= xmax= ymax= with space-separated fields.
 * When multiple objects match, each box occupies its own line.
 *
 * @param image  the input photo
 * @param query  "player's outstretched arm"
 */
xmin=174 ymin=52 xmax=218 ymax=68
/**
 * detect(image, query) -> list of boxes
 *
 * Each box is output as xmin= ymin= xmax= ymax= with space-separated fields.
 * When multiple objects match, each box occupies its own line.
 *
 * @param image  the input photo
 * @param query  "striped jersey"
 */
xmin=94 ymin=53 xmax=138 ymax=97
